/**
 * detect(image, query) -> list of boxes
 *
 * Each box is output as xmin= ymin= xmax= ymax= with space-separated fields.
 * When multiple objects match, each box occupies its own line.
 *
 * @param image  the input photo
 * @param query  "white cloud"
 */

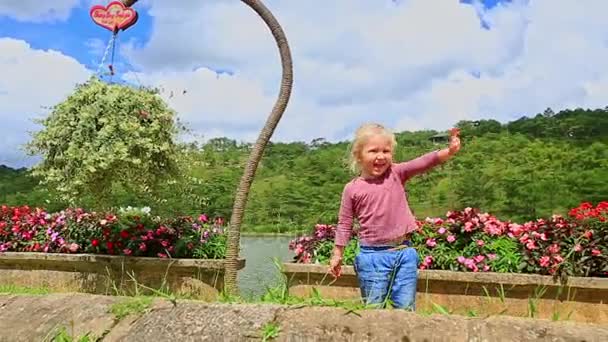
xmin=117 ymin=0 xmax=601 ymax=145
xmin=2 ymin=0 xmax=608 ymax=167
xmin=0 ymin=0 xmax=80 ymax=22
xmin=0 ymin=38 xmax=91 ymax=167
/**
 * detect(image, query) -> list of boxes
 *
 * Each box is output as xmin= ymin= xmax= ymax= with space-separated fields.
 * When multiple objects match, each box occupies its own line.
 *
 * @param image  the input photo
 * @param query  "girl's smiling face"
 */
xmin=358 ymin=134 xmax=393 ymax=179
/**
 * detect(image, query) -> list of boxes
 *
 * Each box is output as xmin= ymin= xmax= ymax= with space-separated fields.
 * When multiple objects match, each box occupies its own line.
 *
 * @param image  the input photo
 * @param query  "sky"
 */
xmin=1 ymin=0 xmax=607 ymax=168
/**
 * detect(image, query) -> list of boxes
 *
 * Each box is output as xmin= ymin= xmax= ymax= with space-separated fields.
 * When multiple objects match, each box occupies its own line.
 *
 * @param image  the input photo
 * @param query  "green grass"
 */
xmin=261 ymin=322 xmax=281 ymax=341
xmin=0 ymin=284 xmax=51 ymax=295
xmin=110 ymin=297 xmax=153 ymax=320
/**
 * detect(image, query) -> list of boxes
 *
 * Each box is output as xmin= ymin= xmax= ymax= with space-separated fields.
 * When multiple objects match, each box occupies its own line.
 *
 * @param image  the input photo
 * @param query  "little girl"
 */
xmin=329 ymin=123 xmax=460 ymax=310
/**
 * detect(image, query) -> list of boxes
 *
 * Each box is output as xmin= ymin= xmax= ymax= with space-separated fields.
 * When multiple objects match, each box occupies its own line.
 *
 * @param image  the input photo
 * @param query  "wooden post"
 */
xmin=120 ymin=0 xmax=138 ymax=7
xmin=117 ymin=0 xmax=293 ymax=296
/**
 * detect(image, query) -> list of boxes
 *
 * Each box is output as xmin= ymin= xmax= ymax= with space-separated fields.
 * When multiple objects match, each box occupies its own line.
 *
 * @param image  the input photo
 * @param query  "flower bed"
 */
xmin=288 ymin=202 xmax=608 ymax=279
xmin=0 ymin=205 xmax=238 ymax=299
xmin=0 ymin=205 xmax=227 ymax=259
xmin=284 ymin=202 xmax=608 ymax=324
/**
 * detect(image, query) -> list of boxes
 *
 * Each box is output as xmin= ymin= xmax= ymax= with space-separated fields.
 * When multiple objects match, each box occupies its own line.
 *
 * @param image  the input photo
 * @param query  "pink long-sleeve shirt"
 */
xmin=335 ymin=151 xmax=441 ymax=247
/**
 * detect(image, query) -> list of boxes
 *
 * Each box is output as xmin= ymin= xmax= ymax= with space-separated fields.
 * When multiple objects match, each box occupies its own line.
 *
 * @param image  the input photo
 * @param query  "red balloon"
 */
xmin=90 ymin=1 xmax=138 ymax=32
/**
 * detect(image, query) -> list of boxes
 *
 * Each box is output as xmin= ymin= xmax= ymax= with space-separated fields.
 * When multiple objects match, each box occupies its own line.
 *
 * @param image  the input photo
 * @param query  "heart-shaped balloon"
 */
xmin=90 ymin=1 xmax=138 ymax=32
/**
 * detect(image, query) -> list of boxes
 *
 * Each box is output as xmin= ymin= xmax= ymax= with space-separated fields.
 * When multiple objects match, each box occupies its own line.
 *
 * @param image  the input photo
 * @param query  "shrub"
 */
xmin=26 ymin=78 xmax=182 ymax=207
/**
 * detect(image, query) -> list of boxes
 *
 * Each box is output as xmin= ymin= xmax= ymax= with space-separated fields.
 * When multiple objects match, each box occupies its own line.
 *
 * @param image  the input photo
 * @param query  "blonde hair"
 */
xmin=348 ymin=123 xmax=397 ymax=174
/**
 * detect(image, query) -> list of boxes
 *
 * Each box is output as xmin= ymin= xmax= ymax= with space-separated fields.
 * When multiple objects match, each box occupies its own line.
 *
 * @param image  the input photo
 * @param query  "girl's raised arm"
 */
xmin=393 ymin=151 xmax=441 ymax=182
xmin=394 ymin=128 xmax=460 ymax=182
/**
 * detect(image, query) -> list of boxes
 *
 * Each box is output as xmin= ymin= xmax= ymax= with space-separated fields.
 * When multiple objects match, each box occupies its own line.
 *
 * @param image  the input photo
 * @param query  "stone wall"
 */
xmin=282 ymin=263 xmax=608 ymax=325
xmin=0 ymin=293 xmax=606 ymax=341
xmin=0 ymin=252 xmax=245 ymax=300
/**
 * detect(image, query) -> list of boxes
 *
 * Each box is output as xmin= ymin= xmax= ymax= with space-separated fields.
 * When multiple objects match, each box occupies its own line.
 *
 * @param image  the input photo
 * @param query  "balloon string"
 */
xmin=96 ymin=32 xmax=117 ymax=77
xmin=109 ymin=31 xmax=118 ymax=82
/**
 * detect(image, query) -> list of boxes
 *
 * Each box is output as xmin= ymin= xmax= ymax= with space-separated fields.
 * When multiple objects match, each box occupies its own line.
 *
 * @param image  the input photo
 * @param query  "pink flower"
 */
xmin=100 ymin=219 xmax=107 ymax=226
xmin=457 ymin=256 xmax=466 ymax=264
xmin=592 ymin=249 xmax=602 ymax=256
xmin=553 ymin=255 xmax=564 ymax=263
xmin=426 ymin=238 xmax=437 ymax=248
xmin=301 ymin=253 xmax=311 ymax=263
xmin=139 ymin=243 xmax=147 ymax=252
xmin=68 ymin=243 xmax=79 ymax=252
xmin=483 ymin=220 xmax=504 ymax=235
xmin=295 ymin=244 xmax=304 ymax=255
xmin=483 ymin=265 xmax=490 ymax=272
xmin=476 ymin=240 xmax=485 ymax=247
xmin=548 ymin=244 xmax=560 ymax=255
xmin=446 ymin=235 xmax=456 ymax=243
xmin=422 ymin=256 xmax=433 ymax=268
xmin=574 ymin=244 xmax=582 ymax=252
xmin=479 ymin=213 xmax=490 ymax=223
xmin=434 ymin=218 xmax=444 ymax=225
xmin=198 ymin=214 xmax=208 ymax=223
xmin=539 ymin=256 xmax=551 ymax=267
xmin=123 ymin=248 xmax=132 ymax=256
xmin=437 ymin=227 xmax=446 ymax=235
xmin=464 ymin=258 xmax=478 ymax=272
xmin=474 ymin=255 xmax=485 ymax=263
xmin=526 ymin=240 xmax=537 ymax=250
xmin=464 ymin=222 xmax=474 ymax=232
xmin=487 ymin=253 xmax=497 ymax=260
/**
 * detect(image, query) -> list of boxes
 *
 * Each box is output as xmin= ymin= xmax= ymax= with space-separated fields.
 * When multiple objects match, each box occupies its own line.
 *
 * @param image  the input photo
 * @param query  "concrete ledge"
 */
xmin=283 ymin=263 xmax=608 ymax=289
xmin=0 ymin=252 xmax=245 ymax=300
xmin=0 ymin=293 xmax=606 ymax=341
xmin=282 ymin=262 xmax=608 ymax=325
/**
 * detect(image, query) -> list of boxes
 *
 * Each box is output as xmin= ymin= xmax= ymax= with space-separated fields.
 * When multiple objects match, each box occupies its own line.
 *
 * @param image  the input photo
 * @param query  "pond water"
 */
xmin=237 ymin=235 xmax=297 ymax=299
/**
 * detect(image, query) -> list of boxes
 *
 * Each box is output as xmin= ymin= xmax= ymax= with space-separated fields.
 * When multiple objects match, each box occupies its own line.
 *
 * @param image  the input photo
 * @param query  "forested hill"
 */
xmin=460 ymin=107 xmax=608 ymax=142
xmin=1 ymin=107 xmax=607 ymax=232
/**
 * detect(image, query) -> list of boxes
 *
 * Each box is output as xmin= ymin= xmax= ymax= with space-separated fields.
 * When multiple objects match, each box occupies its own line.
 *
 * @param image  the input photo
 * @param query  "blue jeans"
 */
xmin=353 ymin=244 xmax=419 ymax=310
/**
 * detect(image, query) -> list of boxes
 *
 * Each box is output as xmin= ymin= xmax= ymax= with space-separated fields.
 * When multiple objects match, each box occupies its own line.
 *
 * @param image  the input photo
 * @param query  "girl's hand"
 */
xmin=448 ymin=128 xmax=461 ymax=156
xmin=329 ymin=254 xmax=343 ymax=278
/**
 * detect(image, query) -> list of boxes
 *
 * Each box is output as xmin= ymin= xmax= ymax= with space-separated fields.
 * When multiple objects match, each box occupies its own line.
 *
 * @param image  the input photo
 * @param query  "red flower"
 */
xmin=106 ymin=241 xmax=114 ymax=250
xmin=120 ymin=230 xmax=130 ymax=239
xmin=91 ymin=239 xmax=99 ymax=247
